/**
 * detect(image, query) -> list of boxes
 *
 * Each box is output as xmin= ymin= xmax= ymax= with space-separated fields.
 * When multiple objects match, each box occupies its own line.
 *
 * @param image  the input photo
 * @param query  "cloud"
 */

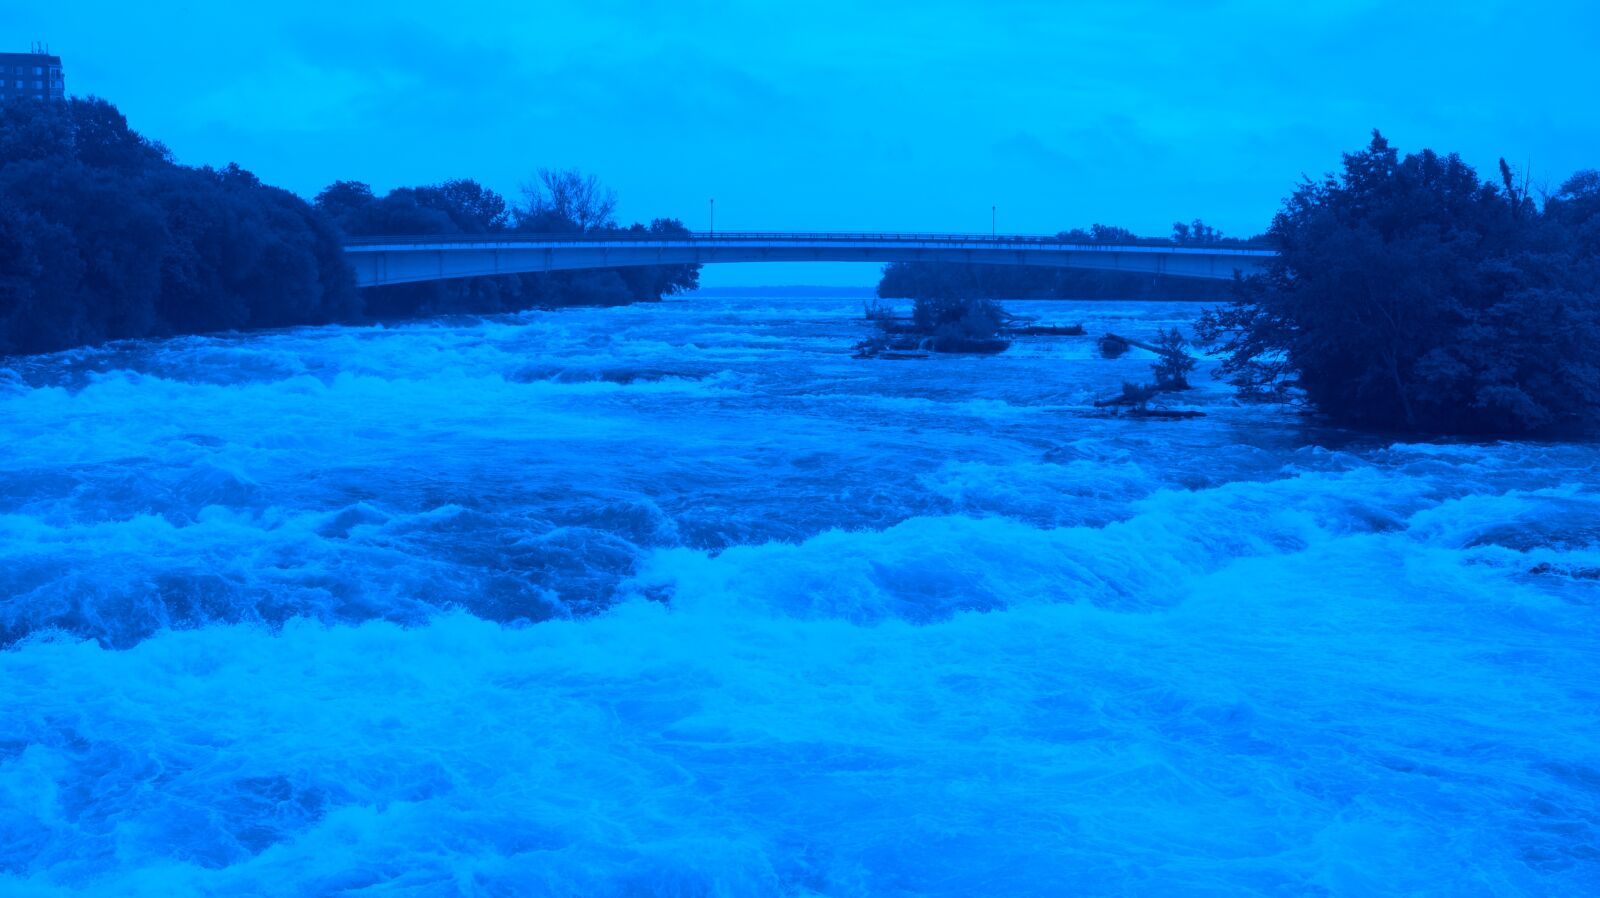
xmin=6 ymin=0 xmax=1597 ymax=282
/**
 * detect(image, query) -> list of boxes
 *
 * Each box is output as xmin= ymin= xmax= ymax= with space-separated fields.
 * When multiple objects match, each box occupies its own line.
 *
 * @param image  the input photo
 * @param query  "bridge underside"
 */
xmin=346 ymin=242 xmax=1268 ymax=288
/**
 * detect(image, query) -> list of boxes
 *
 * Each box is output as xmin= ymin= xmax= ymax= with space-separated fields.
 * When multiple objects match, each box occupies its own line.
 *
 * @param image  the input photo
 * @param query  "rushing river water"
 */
xmin=1 ymin=295 xmax=1597 ymax=896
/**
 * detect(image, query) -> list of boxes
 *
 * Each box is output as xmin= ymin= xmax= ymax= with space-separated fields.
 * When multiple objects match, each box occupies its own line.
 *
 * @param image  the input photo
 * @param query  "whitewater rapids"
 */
xmin=1 ymin=296 xmax=1596 ymax=896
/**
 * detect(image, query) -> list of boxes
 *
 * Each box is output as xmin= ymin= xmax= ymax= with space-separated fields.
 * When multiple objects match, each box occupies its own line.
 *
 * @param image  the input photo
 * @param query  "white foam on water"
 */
xmin=1 ymin=297 xmax=1597 ymax=895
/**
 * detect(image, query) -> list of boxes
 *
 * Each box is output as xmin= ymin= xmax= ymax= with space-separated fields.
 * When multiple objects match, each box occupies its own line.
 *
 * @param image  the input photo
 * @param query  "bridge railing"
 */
xmin=343 ymin=231 xmax=1278 ymax=252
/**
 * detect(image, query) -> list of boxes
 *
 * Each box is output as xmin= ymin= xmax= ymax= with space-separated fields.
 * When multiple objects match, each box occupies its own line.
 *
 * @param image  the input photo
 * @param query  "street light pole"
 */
xmin=710 ymin=198 xmax=715 ymax=237
xmin=992 ymin=205 xmax=996 ymax=237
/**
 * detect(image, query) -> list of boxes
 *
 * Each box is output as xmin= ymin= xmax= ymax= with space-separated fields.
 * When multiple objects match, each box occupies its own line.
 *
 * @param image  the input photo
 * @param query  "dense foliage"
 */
xmin=316 ymin=168 xmax=699 ymax=319
xmin=877 ymin=221 xmax=1248 ymax=302
xmin=0 ymin=97 xmax=357 ymax=355
xmin=0 ymin=97 xmax=699 ymax=356
xmin=855 ymin=287 xmax=1012 ymax=356
xmin=1197 ymin=132 xmax=1600 ymax=435
xmin=909 ymin=291 xmax=1009 ymax=353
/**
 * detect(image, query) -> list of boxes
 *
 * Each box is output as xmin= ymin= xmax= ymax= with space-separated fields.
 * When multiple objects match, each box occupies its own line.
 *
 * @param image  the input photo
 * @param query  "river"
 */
xmin=2 ymin=295 xmax=1597 ymax=896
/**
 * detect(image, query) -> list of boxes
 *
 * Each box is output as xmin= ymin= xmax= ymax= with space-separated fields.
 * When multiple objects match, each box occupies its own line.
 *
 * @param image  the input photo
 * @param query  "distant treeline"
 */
xmin=314 ymin=171 xmax=697 ymax=320
xmin=0 ymin=96 xmax=698 ymax=356
xmin=877 ymin=222 xmax=1255 ymax=302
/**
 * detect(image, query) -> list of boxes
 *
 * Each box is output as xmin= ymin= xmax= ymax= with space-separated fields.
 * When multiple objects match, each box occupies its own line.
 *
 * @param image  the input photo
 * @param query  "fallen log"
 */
xmin=1102 ymin=332 xmax=1184 ymax=357
xmin=1016 ymin=324 xmax=1087 ymax=336
xmin=1093 ymin=381 xmax=1162 ymax=408
xmin=1125 ymin=407 xmax=1207 ymax=419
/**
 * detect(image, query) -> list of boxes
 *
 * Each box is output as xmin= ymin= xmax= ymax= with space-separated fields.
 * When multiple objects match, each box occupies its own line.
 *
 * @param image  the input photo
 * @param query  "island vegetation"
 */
xmin=856 ymin=289 xmax=1012 ymax=356
xmin=0 ymin=97 xmax=698 ymax=356
xmin=1198 ymin=131 xmax=1600 ymax=435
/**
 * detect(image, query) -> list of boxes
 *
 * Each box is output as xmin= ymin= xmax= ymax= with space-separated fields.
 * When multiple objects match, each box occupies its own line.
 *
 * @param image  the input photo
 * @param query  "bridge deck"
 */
xmin=343 ymin=232 xmax=1277 ymax=288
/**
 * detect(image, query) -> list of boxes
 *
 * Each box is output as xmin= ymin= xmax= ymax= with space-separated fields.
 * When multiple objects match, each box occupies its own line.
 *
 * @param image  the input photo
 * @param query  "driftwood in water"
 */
xmin=1097 ymin=334 xmax=1129 ymax=358
xmin=1004 ymin=311 xmax=1085 ymax=337
xmin=1092 ymin=381 xmax=1204 ymax=418
xmin=1093 ymin=381 xmax=1162 ymax=408
xmin=1125 ymin=407 xmax=1207 ymax=419
xmin=1017 ymin=324 xmax=1087 ymax=336
xmin=1102 ymin=332 xmax=1184 ymax=357
xmin=1091 ymin=399 xmax=1208 ymax=418
xmin=856 ymin=332 xmax=1010 ymax=357
xmin=933 ymin=337 xmax=1010 ymax=353
xmin=873 ymin=319 xmax=921 ymax=335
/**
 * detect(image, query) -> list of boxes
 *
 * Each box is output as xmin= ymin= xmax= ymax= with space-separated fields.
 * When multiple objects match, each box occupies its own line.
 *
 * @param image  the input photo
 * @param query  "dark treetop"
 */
xmin=1198 ymin=131 xmax=1600 ymax=436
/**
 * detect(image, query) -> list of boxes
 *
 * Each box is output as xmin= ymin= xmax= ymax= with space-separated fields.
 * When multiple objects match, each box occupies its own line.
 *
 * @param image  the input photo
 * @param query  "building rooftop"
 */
xmin=0 ymin=44 xmax=65 ymax=102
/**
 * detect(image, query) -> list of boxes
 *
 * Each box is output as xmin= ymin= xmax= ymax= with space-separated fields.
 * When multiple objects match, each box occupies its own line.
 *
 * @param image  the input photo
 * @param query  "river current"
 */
xmin=1 ymin=295 xmax=1597 ymax=896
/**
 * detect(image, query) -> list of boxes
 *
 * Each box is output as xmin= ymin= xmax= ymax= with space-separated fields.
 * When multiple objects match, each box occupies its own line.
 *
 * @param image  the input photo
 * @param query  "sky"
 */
xmin=5 ymin=0 xmax=1596 ymax=286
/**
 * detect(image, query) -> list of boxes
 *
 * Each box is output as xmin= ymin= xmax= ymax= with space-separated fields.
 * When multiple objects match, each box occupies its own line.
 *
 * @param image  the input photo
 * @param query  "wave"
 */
xmin=3 ymin=297 xmax=1598 ymax=894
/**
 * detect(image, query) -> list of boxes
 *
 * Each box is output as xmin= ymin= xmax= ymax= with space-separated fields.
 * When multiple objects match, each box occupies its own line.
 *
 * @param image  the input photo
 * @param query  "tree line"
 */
xmin=876 ymin=221 xmax=1252 ymax=303
xmin=313 ymin=169 xmax=698 ymax=318
xmin=0 ymin=97 xmax=698 ymax=356
xmin=0 ymin=97 xmax=357 ymax=355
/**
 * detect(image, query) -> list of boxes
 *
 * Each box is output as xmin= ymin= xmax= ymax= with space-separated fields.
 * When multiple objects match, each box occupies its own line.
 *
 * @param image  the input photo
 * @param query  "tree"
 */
xmin=517 ymin=168 xmax=617 ymax=233
xmin=1151 ymin=327 xmax=1197 ymax=389
xmin=63 ymin=96 xmax=168 ymax=171
xmin=0 ymin=96 xmax=699 ymax=355
xmin=1172 ymin=219 xmax=1223 ymax=245
xmin=905 ymin=280 xmax=1009 ymax=353
xmin=651 ymin=217 xmax=700 ymax=296
xmin=1197 ymin=131 xmax=1600 ymax=434
xmin=1088 ymin=223 xmax=1137 ymax=243
xmin=313 ymin=180 xmax=377 ymax=224
xmin=313 ymin=177 xmax=525 ymax=318
xmin=408 ymin=179 xmax=510 ymax=233
xmin=0 ymin=96 xmax=355 ymax=354
xmin=1546 ymin=170 xmax=1600 ymax=254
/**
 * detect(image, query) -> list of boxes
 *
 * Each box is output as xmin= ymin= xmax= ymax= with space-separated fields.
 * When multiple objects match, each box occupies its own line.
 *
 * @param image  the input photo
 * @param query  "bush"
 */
xmin=1151 ymin=327 xmax=1197 ymax=390
xmin=863 ymin=297 xmax=896 ymax=321
xmin=1119 ymin=380 xmax=1161 ymax=407
xmin=1198 ymin=131 xmax=1600 ymax=435
xmin=910 ymin=292 xmax=1010 ymax=353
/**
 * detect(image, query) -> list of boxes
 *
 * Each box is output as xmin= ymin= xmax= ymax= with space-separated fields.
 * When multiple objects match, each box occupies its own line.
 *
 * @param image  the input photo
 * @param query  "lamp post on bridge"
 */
xmin=991 ymin=205 xmax=996 ymax=238
xmin=710 ymin=198 xmax=715 ymax=238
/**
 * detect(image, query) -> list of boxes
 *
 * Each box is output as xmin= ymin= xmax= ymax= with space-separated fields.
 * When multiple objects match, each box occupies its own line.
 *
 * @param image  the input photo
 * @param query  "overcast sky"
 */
xmin=6 ymin=1 xmax=1595 ymax=285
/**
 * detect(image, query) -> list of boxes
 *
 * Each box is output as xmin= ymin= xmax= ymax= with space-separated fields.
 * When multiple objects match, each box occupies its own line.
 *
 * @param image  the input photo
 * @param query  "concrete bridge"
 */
xmin=343 ymin=232 xmax=1277 ymax=288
